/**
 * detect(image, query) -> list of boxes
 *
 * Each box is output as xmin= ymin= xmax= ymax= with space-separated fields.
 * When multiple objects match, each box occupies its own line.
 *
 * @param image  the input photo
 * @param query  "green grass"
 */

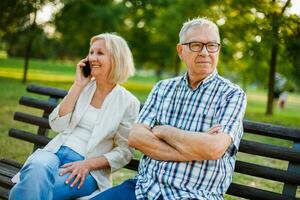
xmin=245 ymin=89 xmax=300 ymax=127
xmin=1 ymin=57 xmax=300 ymax=199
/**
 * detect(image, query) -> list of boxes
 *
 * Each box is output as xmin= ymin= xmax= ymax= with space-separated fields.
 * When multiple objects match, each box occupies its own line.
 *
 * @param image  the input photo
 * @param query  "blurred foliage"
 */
xmin=0 ymin=0 xmax=57 ymax=50
xmin=0 ymin=0 xmax=60 ymax=84
xmin=54 ymin=0 xmax=129 ymax=58
xmin=0 ymin=0 xmax=32 ymax=38
xmin=4 ymin=26 xmax=63 ymax=59
xmin=0 ymin=0 xmax=299 ymax=89
xmin=285 ymin=16 xmax=300 ymax=86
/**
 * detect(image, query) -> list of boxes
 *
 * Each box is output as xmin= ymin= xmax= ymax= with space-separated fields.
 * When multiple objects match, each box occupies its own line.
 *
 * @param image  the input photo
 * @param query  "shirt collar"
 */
xmin=183 ymin=69 xmax=218 ymax=91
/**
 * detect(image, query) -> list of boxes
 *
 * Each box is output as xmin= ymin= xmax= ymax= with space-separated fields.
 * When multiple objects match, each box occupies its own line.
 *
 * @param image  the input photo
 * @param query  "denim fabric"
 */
xmin=91 ymin=179 xmax=164 ymax=200
xmin=9 ymin=146 xmax=97 ymax=200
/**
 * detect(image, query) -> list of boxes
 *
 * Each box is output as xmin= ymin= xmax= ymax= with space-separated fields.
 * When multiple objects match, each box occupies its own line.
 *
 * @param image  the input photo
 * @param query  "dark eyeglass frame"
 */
xmin=181 ymin=41 xmax=220 ymax=53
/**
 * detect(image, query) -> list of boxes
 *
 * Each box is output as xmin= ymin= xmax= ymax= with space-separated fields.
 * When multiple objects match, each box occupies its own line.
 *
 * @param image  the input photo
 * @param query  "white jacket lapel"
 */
xmin=69 ymin=80 xmax=96 ymax=129
xmin=86 ymin=85 xmax=121 ymax=153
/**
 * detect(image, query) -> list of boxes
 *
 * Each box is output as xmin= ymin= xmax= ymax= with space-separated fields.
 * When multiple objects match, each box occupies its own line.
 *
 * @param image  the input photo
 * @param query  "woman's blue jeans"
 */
xmin=9 ymin=146 xmax=97 ymax=200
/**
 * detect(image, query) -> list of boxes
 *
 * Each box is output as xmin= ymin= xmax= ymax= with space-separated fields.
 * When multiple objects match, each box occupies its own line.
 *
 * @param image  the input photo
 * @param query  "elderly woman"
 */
xmin=9 ymin=33 xmax=140 ymax=200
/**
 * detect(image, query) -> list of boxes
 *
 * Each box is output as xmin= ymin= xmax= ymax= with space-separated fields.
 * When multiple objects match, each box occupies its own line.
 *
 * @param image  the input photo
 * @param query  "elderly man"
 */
xmin=92 ymin=17 xmax=247 ymax=200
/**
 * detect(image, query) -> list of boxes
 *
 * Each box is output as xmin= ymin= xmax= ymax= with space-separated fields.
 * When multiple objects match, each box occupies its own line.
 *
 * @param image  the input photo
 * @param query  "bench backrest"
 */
xmin=9 ymin=84 xmax=300 ymax=200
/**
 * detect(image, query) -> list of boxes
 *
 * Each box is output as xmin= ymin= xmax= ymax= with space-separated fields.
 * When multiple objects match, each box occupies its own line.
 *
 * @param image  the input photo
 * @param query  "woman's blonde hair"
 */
xmin=90 ymin=33 xmax=135 ymax=84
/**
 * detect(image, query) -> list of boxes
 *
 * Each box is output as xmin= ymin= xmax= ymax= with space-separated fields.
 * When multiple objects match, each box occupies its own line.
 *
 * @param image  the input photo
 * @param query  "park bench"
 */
xmin=0 ymin=84 xmax=300 ymax=200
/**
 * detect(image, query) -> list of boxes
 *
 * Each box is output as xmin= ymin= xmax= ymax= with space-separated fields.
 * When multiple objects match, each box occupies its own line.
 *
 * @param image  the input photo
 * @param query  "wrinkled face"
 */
xmin=177 ymin=26 xmax=220 ymax=81
xmin=88 ymin=39 xmax=112 ymax=81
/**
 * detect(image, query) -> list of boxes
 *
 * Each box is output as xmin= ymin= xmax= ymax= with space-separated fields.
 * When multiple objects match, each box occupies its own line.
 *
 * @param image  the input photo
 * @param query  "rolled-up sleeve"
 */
xmin=103 ymin=98 xmax=140 ymax=172
xmin=49 ymin=102 xmax=73 ymax=133
xmin=217 ymin=88 xmax=247 ymax=154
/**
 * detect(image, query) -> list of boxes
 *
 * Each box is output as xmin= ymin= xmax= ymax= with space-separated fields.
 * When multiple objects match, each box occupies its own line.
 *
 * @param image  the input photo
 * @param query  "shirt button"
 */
xmin=161 ymin=170 xmax=165 ymax=173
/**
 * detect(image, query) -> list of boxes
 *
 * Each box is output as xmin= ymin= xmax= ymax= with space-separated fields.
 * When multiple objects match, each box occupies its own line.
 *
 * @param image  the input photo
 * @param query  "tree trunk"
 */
xmin=265 ymin=0 xmax=290 ymax=115
xmin=266 ymin=44 xmax=278 ymax=115
xmin=22 ymin=6 xmax=37 ymax=83
xmin=22 ymin=40 xmax=33 ymax=83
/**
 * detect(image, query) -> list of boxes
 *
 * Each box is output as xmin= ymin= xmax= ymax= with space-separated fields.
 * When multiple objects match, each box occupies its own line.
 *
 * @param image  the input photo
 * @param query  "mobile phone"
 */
xmin=82 ymin=61 xmax=91 ymax=77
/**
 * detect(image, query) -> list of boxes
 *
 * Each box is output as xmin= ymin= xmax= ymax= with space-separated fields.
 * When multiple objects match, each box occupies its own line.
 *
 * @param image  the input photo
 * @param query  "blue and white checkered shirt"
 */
xmin=135 ymin=70 xmax=247 ymax=200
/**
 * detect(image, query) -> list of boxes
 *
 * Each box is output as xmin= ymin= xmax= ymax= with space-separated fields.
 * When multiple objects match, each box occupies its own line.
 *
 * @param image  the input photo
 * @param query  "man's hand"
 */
xmin=128 ymin=124 xmax=191 ymax=161
xmin=152 ymin=125 xmax=178 ymax=138
xmin=151 ymin=124 xmax=228 ymax=161
xmin=206 ymin=124 xmax=222 ymax=135
xmin=152 ymin=124 xmax=222 ymax=138
xmin=59 ymin=160 xmax=91 ymax=189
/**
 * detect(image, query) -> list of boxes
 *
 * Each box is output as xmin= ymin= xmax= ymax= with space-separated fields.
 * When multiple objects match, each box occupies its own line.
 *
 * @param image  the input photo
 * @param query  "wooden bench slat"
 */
xmin=0 ymin=160 xmax=20 ymax=191
xmin=227 ymin=183 xmax=300 ymax=200
xmin=0 ymin=164 xmax=18 ymax=178
xmin=14 ymin=112 xmax=50 ymax=129
xmin=243 ymin=120 xmax=300 ymax=142
xmin=126 ymin=160 xmax=300 ymax=188
xmin=0 ymin=159 xmax=22 ymax=169
xmin=0 ymin=186 xmax=9 ymax=199
xmin=239 ymin=140 xmax=300 ymax=163
xmin=124 ymin=159 xmax=139 ymax=171
xmin=27 ymin=84 xmax=67 ymax=99
xmin=235 ymin=160 xmax=300 ymax=185
xmin=25 ymin=85 xmax=300 ymax=142
xmin=19 ymin=96 xmax=57 ymax=112
xmin=0 ymin=174 xmax=14 ymax=189
xmin=283 ymin=142 xmax=300 ymax=197
xmin=9 ymin=128 xmax=51 ymax=146
xmin=2 ymin=84 xmax=300 ymax=200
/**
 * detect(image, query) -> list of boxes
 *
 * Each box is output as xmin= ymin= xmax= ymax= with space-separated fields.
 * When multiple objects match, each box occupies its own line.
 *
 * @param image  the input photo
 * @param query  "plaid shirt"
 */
xmin=135 ymin=70 xmax=247 ymax=200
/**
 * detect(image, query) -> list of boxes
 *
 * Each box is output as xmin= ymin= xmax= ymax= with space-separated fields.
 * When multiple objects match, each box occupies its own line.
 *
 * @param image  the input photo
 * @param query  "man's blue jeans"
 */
xmin=9 ymin=146 xmax=97 ymax=200
xmin=91 ymin=179 xmax=164 ymax=200
xmin=91 ymin=179 xmax=138 ymax=200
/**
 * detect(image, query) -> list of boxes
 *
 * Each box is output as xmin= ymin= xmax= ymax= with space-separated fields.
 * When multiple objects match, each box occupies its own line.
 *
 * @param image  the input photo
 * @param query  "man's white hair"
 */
xmin=179 ymin=17 xmax=220 ymax=43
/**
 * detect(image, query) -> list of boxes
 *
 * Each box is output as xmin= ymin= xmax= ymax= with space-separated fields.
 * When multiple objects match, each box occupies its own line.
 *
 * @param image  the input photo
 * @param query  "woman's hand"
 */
xmin=74 ymin=57 xmax=91 ymax=88
xmin=59 ymin=160 xmax=91 ymax=189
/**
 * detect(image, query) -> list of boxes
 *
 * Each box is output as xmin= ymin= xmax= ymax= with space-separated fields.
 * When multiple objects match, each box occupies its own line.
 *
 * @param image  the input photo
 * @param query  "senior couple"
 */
xmin=9 ymin=17 xmax=246 ymax=200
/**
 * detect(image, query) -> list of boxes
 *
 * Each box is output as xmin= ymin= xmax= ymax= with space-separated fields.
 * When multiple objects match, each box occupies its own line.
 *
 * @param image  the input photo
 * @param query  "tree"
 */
xmin=6 ymin=26 xmax=62 ymax=59
xmin=51 ymin=0 xmax=299 ymax=97
xmin=54 ymin=0 xmax=129 ymax=58
xmin=22 ymin=0 xmax=59 ymax=83
xmin=22 ymin=2 xmax=38 ymax=83
xmin=121 ymin=0 xmax=177 ymax=79
xmin=211 ymin=0 xmax=298 ymax=115
xmin=53 ymin=0 xmax=217 ymax=79
xmin=0 ymin=0 xmax=58 ymax=83
xmin=265 ymin=0 xmax=291 ymax=115
xmin=124 ymin=0 xmax=218 ymax=78
xmin=285 ymin=16 xmax=300 ymax=87
xmin=0 ymin=0 xmax=32 ymax=38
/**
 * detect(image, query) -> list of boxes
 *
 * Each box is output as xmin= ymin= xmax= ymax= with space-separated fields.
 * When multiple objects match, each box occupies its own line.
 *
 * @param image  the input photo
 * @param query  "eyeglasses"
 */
xmin=181 ymin=42 xmax=220 ymax=53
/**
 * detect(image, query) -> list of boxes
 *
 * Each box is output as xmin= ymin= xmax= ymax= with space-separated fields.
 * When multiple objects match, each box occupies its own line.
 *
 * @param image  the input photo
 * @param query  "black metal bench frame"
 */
xmin=1 ymin=84 xmax=300 ymax=200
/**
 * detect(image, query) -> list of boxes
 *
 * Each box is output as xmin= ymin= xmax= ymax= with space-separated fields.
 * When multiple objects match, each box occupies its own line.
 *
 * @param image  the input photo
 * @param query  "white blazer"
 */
xmin=12 ymin=79 xmax=140 ymax=198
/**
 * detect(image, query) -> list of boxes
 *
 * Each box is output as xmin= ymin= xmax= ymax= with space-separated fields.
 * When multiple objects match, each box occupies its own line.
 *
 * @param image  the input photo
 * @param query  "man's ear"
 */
xmin=176 ymin=44 xmax=183 ymax=59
